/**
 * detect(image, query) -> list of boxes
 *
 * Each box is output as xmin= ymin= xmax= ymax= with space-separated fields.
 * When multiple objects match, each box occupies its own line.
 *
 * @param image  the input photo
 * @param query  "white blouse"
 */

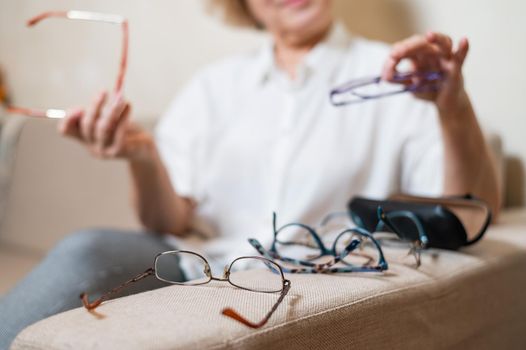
xmin=155 ymin=23 xmax=443 ymax=271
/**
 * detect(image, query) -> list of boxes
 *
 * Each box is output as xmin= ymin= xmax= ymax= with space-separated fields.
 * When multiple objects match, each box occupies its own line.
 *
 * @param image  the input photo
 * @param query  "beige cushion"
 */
xmin=11 ymin=210 xmax=526 ymax=350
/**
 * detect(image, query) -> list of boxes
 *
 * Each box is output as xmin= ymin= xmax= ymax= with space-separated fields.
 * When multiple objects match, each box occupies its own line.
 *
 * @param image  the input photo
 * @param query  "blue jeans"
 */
xmin=0 ymin=229 xmax=183 ymax=350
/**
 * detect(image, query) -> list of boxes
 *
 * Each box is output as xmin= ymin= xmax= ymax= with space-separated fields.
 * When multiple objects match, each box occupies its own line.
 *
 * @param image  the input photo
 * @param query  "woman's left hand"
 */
xmin=382 ymin=32 xmax=470 ymax=116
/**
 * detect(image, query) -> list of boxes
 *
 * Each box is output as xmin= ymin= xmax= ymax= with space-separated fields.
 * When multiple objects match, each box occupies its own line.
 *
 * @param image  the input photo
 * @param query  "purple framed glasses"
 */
xmin=330 ymin=71 xmax=443 ymax=107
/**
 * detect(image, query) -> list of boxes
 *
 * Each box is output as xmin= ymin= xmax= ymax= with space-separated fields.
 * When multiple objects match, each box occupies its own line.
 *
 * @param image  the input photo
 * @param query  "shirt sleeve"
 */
xmin=399 ymin=100 xmax=444 ymax=197
xmin=154 ymin=73 xmax=211 ymax=201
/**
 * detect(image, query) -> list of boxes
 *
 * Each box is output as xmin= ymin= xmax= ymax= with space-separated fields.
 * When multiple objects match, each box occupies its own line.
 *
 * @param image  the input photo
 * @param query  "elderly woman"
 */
xmin=0 ymin=0 xmax=499 ymax=347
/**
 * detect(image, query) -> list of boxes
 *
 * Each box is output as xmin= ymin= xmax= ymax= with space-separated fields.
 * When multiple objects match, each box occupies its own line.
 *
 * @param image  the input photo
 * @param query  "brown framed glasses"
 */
xmin=80 ymin=250 xmax=291 ymax=329
xmin=5 ymin=10 xmax=128 ymax=119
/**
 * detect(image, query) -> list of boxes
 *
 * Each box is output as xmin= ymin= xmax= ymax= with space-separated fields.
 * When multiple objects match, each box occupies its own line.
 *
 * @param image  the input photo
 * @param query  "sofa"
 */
xmin=1 ymin=116 xmax=526 ymax=349
xmin=0 ymin=116 xmax=140 ymax=295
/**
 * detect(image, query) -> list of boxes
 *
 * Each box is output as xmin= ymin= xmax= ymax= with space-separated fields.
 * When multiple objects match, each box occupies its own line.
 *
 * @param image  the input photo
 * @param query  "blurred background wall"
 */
xmin=0 ymin=0 xmax=525 ymax=205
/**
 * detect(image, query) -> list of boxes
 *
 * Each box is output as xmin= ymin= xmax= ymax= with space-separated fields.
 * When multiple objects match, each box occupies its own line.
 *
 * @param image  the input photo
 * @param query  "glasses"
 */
xmin=80 ymin=250 xmax=291 ymax=329
xmin=349 ymin=206 xmax=430 ymax=267
xmin=330 ymin=71 xmax=443 ymax=106
xmin=249 ymin=212 xmax=388 ymax=274
xmin=5 ymin=10 xmax=128 ymax=119
xmin=371 ymin=207 xmax=430 ymax=267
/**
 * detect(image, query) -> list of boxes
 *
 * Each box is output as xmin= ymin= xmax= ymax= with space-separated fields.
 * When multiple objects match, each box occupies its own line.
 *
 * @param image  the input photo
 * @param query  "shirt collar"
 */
xmin=252 ymin=21 xmax=352 ymax=86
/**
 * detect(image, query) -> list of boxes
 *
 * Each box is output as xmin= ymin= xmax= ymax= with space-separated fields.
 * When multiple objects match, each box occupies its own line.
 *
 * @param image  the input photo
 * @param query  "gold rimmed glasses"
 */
xmin=80 ymin=250 xmax=291 ymax=329
xmin=5 ymin=10 xmax=128 ymax=119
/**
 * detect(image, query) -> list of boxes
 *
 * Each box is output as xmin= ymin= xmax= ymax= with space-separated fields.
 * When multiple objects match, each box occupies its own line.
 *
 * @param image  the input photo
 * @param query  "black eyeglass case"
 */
xmin=348 ymin=194 xmax=492 ymax=251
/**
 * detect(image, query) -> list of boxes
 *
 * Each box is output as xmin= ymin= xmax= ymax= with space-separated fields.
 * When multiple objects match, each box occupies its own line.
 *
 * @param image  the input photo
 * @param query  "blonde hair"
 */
xmin=206 ymin=0 xmax=263 ymax=30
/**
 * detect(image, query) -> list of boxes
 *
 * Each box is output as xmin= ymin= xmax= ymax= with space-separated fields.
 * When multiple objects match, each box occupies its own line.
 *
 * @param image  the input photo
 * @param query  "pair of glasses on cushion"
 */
xmin=249 ymin=212 xmax=389 ymax=274
xmin=4 ymin=10 xmax=128 ymax=119
xmin=330 ymin=71 xmax=443 ymax=106
xmin=324 ymin=207 xmax=429 ymax=268
xmin=351 ymin=207 xmax=430 ymax=267
xmin=80 ymin=250 xmax=291 ymax=329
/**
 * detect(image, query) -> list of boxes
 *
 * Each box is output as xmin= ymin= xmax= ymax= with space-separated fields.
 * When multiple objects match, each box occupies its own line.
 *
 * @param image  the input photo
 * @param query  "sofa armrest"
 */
xmin=11 ymin=210 xmax=526 ymax=350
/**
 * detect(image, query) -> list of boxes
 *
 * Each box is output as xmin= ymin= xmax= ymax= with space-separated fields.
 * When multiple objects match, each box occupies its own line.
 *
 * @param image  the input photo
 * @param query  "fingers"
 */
xmin=382 ymin=36 xmax=436 ymax=80
xmin=384 ymin=33 xmax=469 ymax=81
xmin=390 ymin=35 xmax=441 ymax=61
xmin=426 ymin=32 xmax=453 ymax=59
xmin=105 ymin=104 xmax=131 ymax=158
xmin=428 ymin=32 xmax=469 ymax=67
xmin=95 ymin=93 xmax=127 ymax=151
xmin=384 ymin=35 xmax=441 ymax=80
xmin=58 ymin=108 xmax=84 ymax=138
xmin=454 ymin=37 xmax=469 ymax=65
xmin=59 ymin=89 xmax=133 ymax=160
xmin=81 ymin=91 xmax=107 ymax=142
xmin=438 ymin=36 xmax=469 ymax=77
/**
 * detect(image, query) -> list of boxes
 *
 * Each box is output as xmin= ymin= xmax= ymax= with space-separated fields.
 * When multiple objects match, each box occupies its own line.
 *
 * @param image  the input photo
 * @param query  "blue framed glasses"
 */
xmin=368 ymin=207 xmax=429 ymax=267
xmin=330 ymin=71 xmax=443 ymax=106
xmin=250 ymin=207 xmax=431 ymax=273
xmin=249 ymin=212 xmax=389 ymax=274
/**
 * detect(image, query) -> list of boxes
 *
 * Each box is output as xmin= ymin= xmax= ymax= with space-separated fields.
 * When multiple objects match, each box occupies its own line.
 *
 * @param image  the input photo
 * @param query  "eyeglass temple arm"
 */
xmin=249 ymin=237 xmax=338 ymax=273
xmin=319 ymin=211 xmax=352 ymax=226
xmin=376 ymin=207 xmax=429 ymax=247
xmin=332 ymin=72 xmax=442 ymax=95
xmin=27 ymin=11 xmax=68 ymax=26
xmin=80 ymin=268 xmax=154 ymax=310
xmin=273 ymin=213 xmax=326 ymax=252
xmin=330 ymin=72 xmax=443 ymax=106
xmin=26 ymin=10 xmax=128 ymax=94
xmin=222 ymin=280 xmax=291 ymax=329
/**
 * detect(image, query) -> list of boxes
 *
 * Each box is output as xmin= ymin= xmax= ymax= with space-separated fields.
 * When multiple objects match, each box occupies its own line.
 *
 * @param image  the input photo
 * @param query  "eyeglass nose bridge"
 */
xmin=205 ymin=265 xmax=231 ymax=282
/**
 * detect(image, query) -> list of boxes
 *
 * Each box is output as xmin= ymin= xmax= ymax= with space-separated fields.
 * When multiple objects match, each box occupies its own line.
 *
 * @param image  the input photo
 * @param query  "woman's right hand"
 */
xmin=58 ymin=90 xmax=154 ymax=162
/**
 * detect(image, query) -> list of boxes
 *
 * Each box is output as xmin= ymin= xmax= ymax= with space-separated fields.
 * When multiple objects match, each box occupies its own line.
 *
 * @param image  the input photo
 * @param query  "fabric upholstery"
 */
xmin=11 ymin=210 xmax=526 ymax=350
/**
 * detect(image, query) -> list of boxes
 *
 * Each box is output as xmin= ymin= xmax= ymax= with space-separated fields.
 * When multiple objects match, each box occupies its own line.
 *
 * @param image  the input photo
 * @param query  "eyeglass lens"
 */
xmin=155 ymin=251 xmax=210 ymax=285
xmin=333 ymin=230 xmax=381 ymax=268
xmin=228 ymin=257 xmax=284 ymax=293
